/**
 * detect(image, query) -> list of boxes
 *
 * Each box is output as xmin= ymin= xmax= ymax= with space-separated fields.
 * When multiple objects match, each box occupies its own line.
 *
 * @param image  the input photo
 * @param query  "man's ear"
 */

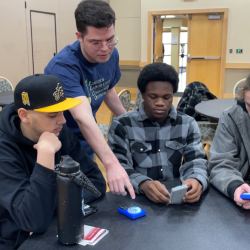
xmin=76 ymin=31 xmax=83 ymax=42
xmin=141 ymin=92 xmax=145 ymax=100
xmin=18 ymin=108 xmax=30 ymax=124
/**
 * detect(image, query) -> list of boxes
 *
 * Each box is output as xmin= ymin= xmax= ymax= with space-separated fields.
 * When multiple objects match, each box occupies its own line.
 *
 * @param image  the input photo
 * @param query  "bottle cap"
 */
xmin=58 ymin=155 xmax=80 ymax=174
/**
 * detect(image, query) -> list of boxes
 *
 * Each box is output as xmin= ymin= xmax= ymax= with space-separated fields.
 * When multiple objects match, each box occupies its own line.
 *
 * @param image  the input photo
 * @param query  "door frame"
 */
xmin=30 ymin=10 xmax=58 ymax=74
xmin=147 ymin=8 xmax=229 ymax=98
xmin=153 ymin=16 xmax=164 ymax=63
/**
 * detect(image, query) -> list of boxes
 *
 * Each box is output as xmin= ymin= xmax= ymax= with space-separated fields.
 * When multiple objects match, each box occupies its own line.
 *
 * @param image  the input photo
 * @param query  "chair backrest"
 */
xmin=233 ymin=78 xmax=246 ymax=98
xmin=97 ymin=89 xmax=131 ymax=140
xmin=0 ymin=77 xmax=13 ymax=92
xmin=118 ymin=89 xmax=131 ymax=111
xmin=197 ymin=121 xmax=218 ymax=160
xmin=197 ymin=121 xmax=218 ymax=143
xmin=135 ymin=89 xmax=143 ymax=109
xmin=177 ymin=81 xmax=217 ymax=121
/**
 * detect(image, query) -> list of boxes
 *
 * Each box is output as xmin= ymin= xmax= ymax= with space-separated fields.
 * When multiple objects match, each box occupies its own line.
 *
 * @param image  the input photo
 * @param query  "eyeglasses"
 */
xmin=89 ymin=36 xmax=119 ymax=51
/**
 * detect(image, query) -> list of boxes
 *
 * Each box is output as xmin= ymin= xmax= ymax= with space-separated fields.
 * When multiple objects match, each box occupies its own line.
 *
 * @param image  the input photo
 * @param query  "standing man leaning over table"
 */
xmin=45 ymin=0 xmax=135 ymax=199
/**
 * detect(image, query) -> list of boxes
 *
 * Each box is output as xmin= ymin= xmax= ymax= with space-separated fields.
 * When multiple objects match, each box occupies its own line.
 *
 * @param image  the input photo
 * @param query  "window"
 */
xmin=179 ymin=31 xmax=188 ymax=92
xmin=179 ymin=32 xmax=187 ymax=68
xmin=162 ymin=31 xmax=188 ymax=92
xmin=162 ymin=32 xmax=171 ymax=65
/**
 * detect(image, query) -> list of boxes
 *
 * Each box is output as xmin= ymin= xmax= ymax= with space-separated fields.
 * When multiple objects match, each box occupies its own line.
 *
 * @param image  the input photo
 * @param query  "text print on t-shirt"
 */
xmin=85 ymin=78 xmax=111 ymax=102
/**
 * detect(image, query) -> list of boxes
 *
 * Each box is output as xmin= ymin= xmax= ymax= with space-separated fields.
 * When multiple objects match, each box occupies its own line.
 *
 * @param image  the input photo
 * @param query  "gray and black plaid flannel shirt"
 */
xmin=108 ymin=102 xmax=208 ymax=194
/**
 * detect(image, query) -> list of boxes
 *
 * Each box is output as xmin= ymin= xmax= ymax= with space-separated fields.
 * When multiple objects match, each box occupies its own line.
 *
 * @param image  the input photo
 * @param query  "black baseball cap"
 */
xmin=14 ymin=74 xmax=82 ymax=112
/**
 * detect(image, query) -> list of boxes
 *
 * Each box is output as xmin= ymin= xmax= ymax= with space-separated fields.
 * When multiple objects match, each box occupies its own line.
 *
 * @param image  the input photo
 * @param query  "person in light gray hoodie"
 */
xmin=209 ymin=74 xmax=250 ymax=209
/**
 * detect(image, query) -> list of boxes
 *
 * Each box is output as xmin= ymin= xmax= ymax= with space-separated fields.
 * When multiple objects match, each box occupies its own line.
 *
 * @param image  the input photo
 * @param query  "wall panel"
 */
xmin=0 ymin=0 xmax=29 ymax=87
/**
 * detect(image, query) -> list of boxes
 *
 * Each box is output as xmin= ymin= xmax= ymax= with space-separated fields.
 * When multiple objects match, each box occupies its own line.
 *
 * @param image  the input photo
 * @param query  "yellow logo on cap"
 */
xmin=53 ymin=83 xmax=64 ymax=101
xmin=21 ymin=92 xmax=30 ymax=106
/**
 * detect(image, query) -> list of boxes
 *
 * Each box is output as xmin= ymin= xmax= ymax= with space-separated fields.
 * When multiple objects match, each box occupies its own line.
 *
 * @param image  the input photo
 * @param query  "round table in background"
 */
xmin=195 ymin=98 xmax=235 ymax=122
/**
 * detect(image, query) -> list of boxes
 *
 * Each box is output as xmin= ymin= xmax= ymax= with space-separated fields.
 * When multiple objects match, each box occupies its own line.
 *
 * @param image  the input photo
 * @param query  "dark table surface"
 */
xmin=18 ymin=180 xmax=250 ymax=250
xmin=195 ymin=98 xmax=235 ymax=122
xmin=0 ymin=91 xmax=14 ymax=107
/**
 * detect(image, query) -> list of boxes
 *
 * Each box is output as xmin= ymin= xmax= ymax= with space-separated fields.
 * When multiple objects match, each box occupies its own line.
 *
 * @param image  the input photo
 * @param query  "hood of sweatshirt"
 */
xmin=0 ymin=103 xmax=35 ymax=146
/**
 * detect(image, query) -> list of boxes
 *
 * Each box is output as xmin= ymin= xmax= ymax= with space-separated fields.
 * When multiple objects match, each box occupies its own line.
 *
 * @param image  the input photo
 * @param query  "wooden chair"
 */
xmin=97 ymin=89 xmax=131 ymax=140
xmin=233 ymin=78 xmax=246 ymax=98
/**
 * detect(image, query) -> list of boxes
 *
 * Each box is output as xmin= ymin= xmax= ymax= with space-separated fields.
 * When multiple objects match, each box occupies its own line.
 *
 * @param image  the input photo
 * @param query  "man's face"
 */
xmin=76 ymin=25 xmax=116 ymax=63
xmin=27 ymin=111 xmax=66 ymax=141
xmin=142 ymin=81 xmax=174 ymax=124
xmin=244 ymin=90 xmax=250 ymax=115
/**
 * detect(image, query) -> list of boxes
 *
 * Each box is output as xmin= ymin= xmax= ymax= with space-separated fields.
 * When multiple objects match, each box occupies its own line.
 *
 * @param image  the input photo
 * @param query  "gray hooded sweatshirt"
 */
xmin=208 ymin=101 xmax=250 ymax=199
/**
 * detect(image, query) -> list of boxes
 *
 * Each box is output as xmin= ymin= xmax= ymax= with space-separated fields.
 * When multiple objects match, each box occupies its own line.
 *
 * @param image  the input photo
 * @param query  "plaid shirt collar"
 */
xmin=137 ymin=102 xmax=178 ymax=122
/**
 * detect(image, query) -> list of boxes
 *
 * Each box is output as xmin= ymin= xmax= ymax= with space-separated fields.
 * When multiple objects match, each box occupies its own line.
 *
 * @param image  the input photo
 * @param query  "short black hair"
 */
xmin=137 ymin=63 xmax=179 ymax=93
xmin=75 ymin=0 xmax=116 ymax=36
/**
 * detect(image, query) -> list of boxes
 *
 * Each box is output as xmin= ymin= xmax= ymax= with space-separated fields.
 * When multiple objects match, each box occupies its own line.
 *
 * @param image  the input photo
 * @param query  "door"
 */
xmin=30 ymin=11 xmax=57 ymax=74
xmin=186 ymin=14 xmax=223 ymax=97
xmin=153 ymin=16 xmax=163 ymax=62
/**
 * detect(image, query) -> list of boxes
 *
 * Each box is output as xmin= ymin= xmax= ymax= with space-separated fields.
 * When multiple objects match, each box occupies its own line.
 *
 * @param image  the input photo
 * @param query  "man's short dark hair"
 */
xmin=137 ymin=63 xmax=179 ymax=93
xmin=75 ymin=0 xmax=116 ymax=36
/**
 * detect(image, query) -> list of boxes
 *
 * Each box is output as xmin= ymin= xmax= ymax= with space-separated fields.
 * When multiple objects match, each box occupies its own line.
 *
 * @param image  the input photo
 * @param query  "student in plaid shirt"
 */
xmin=108 ymin=62 xmax=208 ymax=204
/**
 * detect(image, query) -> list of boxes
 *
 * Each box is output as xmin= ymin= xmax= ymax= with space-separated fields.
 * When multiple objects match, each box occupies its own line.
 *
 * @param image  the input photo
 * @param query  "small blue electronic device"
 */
xmin=240 ymin=193 xmax=250 ymax=199
xmin=118 ymin=205 xmax=146 ymax=219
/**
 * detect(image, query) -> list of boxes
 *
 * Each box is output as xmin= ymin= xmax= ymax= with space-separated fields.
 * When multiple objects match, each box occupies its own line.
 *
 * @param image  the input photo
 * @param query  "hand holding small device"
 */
xmin=139 ymin=180 xmax=170 ymax=204
xmin=235 ymin=183 xmax=250 ymax=210
xmin=170 ymin=185 xmax=188 ymax=204
xmin=182 ymin=178 xmax=202 ymax=203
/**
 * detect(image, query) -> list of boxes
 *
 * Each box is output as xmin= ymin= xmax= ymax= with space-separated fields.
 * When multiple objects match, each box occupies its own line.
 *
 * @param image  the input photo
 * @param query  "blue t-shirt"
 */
xmin=44 ymin=41 xmax=121 ymax=155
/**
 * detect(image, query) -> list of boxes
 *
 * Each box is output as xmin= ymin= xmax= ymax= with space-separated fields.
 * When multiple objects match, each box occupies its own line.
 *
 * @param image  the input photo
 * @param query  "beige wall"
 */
xmin=225 ymin=69 xmax=250 ymax=93
xmin=140 ymin=0 xmax=250 ymax=64
xmin=1 ymin=0 xmax=249 ymax=91
xmin=110 ymin=0 xmax=141 ymax=61
xmin=0 ymin=0 xmax=29 ymax=87
xmin=0 ymin=0 xmax=79 ymax=89
xmin=25 ymin=0 xmax=79 ymax=79
xmin=58 ymin=0 xmax=80 ymax=49
xmin=25 ymin=0 xmax=58 ymax=76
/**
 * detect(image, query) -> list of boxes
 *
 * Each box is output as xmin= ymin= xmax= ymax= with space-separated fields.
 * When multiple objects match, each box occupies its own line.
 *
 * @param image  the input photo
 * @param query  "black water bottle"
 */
xmin=57 ymin=156 xmax=84 ymax=245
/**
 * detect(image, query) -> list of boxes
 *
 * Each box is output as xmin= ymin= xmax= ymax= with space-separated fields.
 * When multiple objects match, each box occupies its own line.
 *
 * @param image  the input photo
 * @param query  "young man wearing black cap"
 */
xmin=0 ymin=74 xmax=106 ymax=249
xmin=45 ymin=0 xmax=135 ymax=199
